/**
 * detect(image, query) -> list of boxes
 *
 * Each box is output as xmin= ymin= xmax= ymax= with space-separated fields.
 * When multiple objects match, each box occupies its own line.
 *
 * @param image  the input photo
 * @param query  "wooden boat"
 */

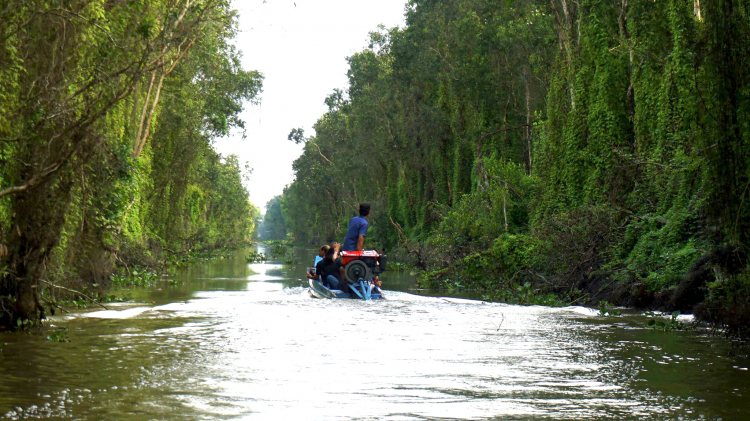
xmin=308 ymin=278 xmax=384 ymax=300
xmin=307 ymin=250 xmax=387 ymax=300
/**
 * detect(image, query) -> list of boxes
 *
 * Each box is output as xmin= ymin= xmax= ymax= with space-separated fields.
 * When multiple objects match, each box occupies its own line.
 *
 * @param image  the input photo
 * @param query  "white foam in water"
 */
xmin=564 ymin=306 xmax=600 ymax=316
xmin=82 ymin=307 xmax=152 ymax=319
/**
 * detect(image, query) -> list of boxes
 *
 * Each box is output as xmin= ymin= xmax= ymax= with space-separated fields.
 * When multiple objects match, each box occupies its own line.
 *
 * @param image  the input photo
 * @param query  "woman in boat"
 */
xmin=315 ymin=245 xmax=342 ymax=290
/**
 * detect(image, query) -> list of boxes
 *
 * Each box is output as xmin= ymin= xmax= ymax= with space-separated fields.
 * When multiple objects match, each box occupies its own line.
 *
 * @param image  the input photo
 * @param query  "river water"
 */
xmin=1 ymin=246 xmax=749 ymax=420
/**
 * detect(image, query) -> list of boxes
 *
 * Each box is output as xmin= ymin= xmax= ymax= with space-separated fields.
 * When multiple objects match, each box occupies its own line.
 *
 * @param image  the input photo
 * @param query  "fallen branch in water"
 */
xmin=40 ymin=295 xmax=70 ymax=314
xmin=566 ymin=292 xmax=590 ymax=306
xmin=40 ymin=280 xmax=108 ymax=310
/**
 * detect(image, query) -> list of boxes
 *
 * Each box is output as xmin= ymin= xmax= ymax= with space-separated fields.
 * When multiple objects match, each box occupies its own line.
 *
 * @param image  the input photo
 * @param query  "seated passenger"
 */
xmin=314 ymin=245 xmax=328 ymax=266
xmin=315 ymin=246 xmax=342 ymax=290
xmin=306 ymin=245 xmax=329 ymax=280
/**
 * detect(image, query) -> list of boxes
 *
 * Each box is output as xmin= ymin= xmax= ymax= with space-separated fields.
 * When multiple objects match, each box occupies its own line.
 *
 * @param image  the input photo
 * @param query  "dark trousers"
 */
xmin=324 ymin=275 xmax=340 ymax=290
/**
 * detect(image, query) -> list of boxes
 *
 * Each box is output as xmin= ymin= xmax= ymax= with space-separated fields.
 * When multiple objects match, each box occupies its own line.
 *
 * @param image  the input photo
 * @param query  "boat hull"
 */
xmin=308 ymin=279 xmax=384 ymax=300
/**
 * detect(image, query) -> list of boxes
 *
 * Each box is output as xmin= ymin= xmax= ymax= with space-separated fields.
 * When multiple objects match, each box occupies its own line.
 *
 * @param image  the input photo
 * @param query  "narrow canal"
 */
xmin=1 ymin=246 xmax=748 ymax=420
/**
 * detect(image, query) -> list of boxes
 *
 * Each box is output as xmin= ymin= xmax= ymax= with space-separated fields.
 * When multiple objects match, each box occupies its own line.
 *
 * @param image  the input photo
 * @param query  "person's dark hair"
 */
xmin=324 ymin=245 xmax=336 ymax=263
xmin=359 ymin=202 xmax=371 ymax=217
xmin=320 ymin=245 xmax=330 ymax=253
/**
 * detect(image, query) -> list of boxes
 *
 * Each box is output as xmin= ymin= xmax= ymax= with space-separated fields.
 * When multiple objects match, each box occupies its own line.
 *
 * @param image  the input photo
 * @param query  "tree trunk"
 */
xmin=524 ymin=70 xmax=533 ymax=174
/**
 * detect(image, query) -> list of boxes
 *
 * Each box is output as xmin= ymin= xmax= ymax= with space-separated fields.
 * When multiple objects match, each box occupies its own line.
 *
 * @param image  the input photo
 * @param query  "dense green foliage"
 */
xmin=281 ymin=0 xmax=750 ymax=333
xmin=0 ymin=0 xmax=261 ymax=326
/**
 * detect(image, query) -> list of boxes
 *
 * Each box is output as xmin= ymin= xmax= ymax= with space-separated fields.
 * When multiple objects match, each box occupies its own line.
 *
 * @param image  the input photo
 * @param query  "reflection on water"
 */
xmin=1 ymin=246 xmax=749 ymax=420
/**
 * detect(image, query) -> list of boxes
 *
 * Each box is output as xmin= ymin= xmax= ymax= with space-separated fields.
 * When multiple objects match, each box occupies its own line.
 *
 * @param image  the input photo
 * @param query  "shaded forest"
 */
xmin=278 ymin=0 xmax=750 ymax=334
xmin=0 ymin=0 xmax=261 ymax=326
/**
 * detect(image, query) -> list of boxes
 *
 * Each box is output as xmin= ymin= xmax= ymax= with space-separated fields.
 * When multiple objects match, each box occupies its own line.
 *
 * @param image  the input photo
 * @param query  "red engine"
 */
xmin=340 ymin=250 xmax=387 ymax=282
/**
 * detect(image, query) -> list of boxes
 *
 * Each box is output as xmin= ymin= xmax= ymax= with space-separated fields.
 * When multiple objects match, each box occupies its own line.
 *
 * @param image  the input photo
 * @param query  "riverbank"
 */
xmin=409 ymin=239 xmax=750 ymax=340
xmin=30 ymin=244 xmax=254 ymax=321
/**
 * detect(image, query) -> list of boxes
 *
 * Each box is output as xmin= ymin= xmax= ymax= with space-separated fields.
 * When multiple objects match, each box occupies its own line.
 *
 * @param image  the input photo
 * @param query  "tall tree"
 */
xmin=0 ymin=0 xmax=262 ymax=325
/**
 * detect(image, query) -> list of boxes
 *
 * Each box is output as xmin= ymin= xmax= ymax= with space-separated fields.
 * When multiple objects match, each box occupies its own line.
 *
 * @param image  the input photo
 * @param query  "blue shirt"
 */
xmin=313 ymin=255 xmax=323 ymax=266
xmin=342 ymin=216 xmax=368 ymax=251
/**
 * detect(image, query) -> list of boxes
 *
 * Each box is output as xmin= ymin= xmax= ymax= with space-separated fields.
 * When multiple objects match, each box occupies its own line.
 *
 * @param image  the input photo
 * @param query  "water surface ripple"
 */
xmin=1 ymin=248 xmax=748 ymax=420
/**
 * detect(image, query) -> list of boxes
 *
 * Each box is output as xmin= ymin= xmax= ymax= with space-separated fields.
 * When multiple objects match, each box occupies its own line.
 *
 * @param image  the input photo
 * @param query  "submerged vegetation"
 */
xmin=110 ymin=267 xmax=163 ymax=288
xmin=276 ymin=0 xmax=750 ymax=336
xmin=598 ymin=301 xmax=621 ymax=317
xmin=266 ymin=240 xmax=297 ymax=264
xmin=646 ymin=311 xmax=688 ymax=333
xmin=246 ymin=251 xmax=268 ymax=263
xmin=0 ymin=0 xmax=262 ymax=328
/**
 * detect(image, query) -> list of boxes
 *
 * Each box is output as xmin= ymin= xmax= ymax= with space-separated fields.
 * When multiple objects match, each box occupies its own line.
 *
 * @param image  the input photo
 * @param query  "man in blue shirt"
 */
xmin=342 ymin=203 xmax=371 ymax=251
